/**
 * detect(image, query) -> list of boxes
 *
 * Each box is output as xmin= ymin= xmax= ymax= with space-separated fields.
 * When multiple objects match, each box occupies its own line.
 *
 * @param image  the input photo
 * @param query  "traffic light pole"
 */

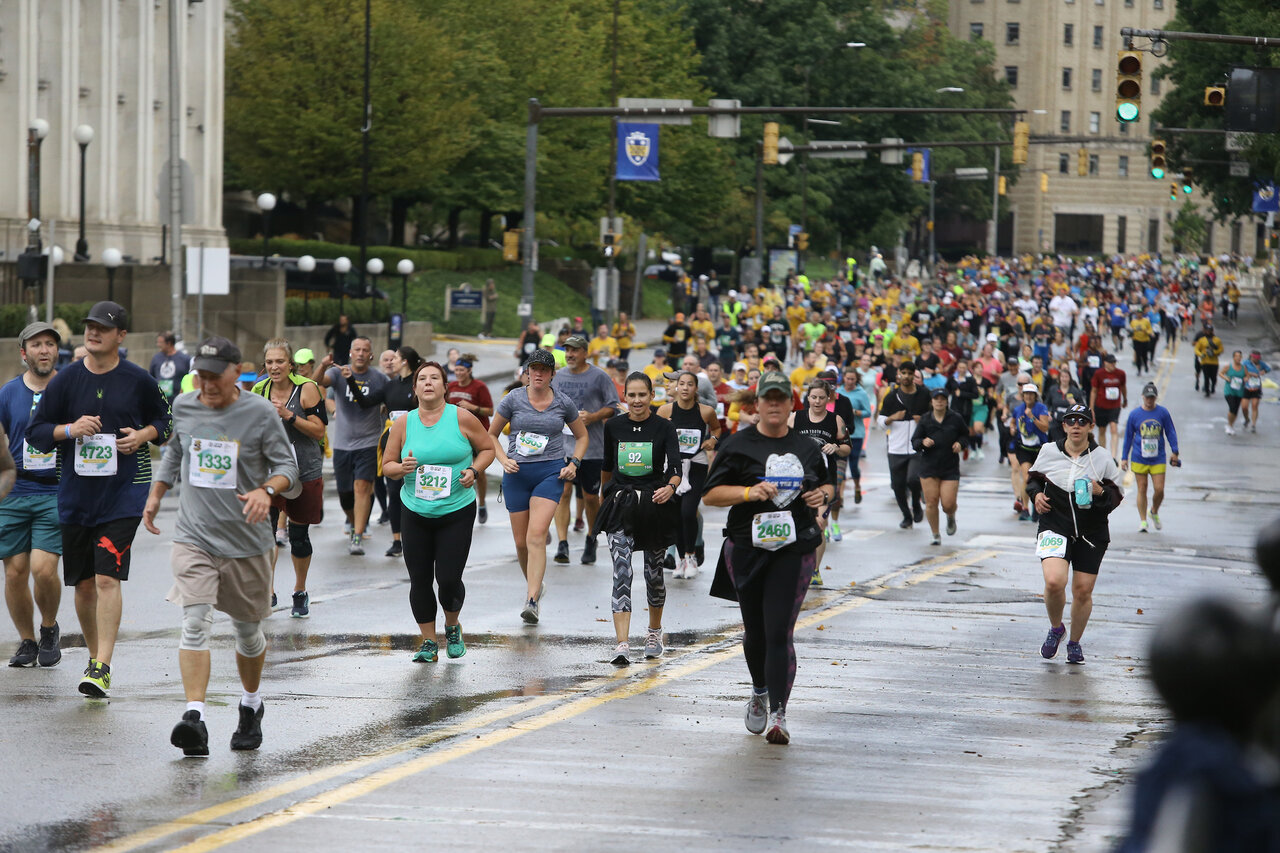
xmin=755 ymin=142 xmax=766 ymax=288
xmin=988 ymin=145 xmax=1000 ymax=257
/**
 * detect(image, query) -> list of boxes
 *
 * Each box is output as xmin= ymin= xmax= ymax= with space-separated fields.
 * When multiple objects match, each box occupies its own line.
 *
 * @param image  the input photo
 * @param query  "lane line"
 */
xmin=103 ymin=550 xmax=994 ymax=853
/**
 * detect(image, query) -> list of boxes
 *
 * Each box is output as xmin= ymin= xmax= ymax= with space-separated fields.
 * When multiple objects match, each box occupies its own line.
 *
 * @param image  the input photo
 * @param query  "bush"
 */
xmin=229 ymin=238 xmax=503 ymax=272
xmin=284 ymin=297 xmax=389 ymax=328
xmin=0 ymin=302 xmax=97 ymax=339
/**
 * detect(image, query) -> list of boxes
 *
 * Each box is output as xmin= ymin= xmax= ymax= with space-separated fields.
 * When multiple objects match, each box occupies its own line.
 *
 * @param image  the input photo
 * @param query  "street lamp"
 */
xmin=298 ymin=254 xmax=316 ymax=326
xmin=255 ymin=192 xmax=277 ymax=269
xmin=935 ymin=87 xmax=965 ymax=94
xmin=366 ymin=257 xmax=384 ymax=320
xmin=27 ymin=118 xmax=49 ymax=252
xmin=396 ymin=258 xmax=414 ymax=318
xmin=102 ymin=247 xmax=123 ymax=303
xmin=334 ymin=255 xmax=352 ymax=315
xmin=74 ymin=124 xmax=94 ymax=261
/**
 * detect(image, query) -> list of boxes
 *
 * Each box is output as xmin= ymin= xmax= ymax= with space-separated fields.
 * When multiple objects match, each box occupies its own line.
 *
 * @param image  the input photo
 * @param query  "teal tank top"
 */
xmin=400 ymin=404 xmax=476 ymax=517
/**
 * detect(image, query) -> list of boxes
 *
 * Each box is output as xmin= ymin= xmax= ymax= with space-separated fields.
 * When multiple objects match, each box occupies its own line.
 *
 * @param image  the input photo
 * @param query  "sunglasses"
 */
xmin=1062 ymin=418 xmax=1091 ymax=426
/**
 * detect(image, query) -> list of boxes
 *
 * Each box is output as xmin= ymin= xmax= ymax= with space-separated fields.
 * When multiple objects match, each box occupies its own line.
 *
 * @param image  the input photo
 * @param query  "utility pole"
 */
xmin=755 ymin=142 xmax=766 ymax=288
xmin=989 ymin=145 xmax=1001 ymax=257
xmin=605 ymin=0 xmax=619 ymax=318
xmin=167 ymin=0 xmax=183 ymax=339
xmin=358 ymin=0 xmax=372 ymax=295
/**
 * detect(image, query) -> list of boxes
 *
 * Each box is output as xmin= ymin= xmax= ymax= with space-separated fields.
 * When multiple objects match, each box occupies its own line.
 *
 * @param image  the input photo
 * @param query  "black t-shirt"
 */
xmin=602 ymin=412 xmax=681 ymax=489
xmin=703 ymin=425 xmax=832 ymax=554
xmin=877 ymin=384 xmax=932 ymax=421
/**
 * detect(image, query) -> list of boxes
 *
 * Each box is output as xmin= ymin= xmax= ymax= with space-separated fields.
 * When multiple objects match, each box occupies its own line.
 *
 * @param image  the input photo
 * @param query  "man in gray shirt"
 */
xmin=317 ymin=336 xmax=388 ymax=555
xmin=551 ymin=336 xmax=620 ymax=565
xmin=142 ymin=336 xmax=299 ymax=758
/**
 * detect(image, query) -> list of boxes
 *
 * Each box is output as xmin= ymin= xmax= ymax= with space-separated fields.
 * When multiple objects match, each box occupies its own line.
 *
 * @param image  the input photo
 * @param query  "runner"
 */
xmin=703 ymin=370 xmax=835 ymax=745
xmin=912 ymin=387 xmax=969 ymax=545
xmin=317 ymin=336 xmax=389 ymax=555
xmin=1242 ymin=350 xmax=1271 ymax=433
xmin=1088 ymin=353 xmax=1127 ymax=452
xmin=788 ymin=380 xmax=848 ymax=583
xmin=446 ymin=353 xmax=494 ymax=522
xmin=143 ymin=336 xmax=299 ymax=756
xmin=611 ymin=312 xmax=637 ymax=362
xmin=27 ymin=301 xmax=173 ymax=698
xmin=1193 ymin=323 xmax=1223 ymax=398
xmin=836 ymin=365 xmax=872 ymax=508
xmin=252 ymin=339 xmax=327 ymax=617
xmin=488 ymin=349 xmax=587 ymax=624
xmin=149 ymin=331 xmax=190 ymax=407
xmin=1 ymin=322 xmax=57 ymax=667
xmin=382 ymin=361 xmax=494 ymax=662
xmin=377 ymin=347 xmax=423 ymax=558
xmin=1222 ymin=350 xmax=1247 ymax=436
xmin=658 ymin=371 xmax=720 ymax=579
xmin=1011 ymin=384 xmax=1052 ymax=522
xmin=597 ymin=372 xmax=681 ymax=666
xmin=1026 ymin=404 xmax=1124 ymax=665
xmin=1120 ymin=383 xmax=1179 ymax=533
xmin=877 ymin=360 xmax=930 ymax=530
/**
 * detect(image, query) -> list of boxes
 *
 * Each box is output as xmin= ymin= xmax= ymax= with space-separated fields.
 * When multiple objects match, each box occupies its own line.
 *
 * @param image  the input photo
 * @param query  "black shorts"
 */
xmin=568 ymin=459 xmax=604 ymax=496
xmin=333 ymin=446 xmax=379 ymax=491
xmin=1243 ymin=389 xmax=1262 ymax=400
xmin=62 ymin=517 xmax=142 ymax=585
xmin=1226 ymin=395 xmax=1242 ymax=415
xmin=1039 ymin=528 xmax=1108 ymax=575
xmin=1014 ymin=445 xmax=1042 ymax=466
xmin=1094 ymin=407 xmax=1121 ymax=427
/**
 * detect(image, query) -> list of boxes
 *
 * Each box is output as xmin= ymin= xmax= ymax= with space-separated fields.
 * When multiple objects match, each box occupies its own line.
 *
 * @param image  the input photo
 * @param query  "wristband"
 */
xmin=65 ymin=424 xmax=71 ymax=440
xmin=465 ymin=466 xmax=478 ymax=479
xmin=743 ymin=486 xmax=752 ymax=504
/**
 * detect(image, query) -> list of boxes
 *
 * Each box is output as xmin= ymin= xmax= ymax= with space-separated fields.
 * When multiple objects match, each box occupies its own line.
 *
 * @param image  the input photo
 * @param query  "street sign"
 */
xmin=708 ymin=99 xmax=741 ymax=138
xmin=788 ymin=224 xmax=803 ymax=236
xmin=954 ymin=167 xmax=990 ymax=180
xmin=444 ymin=285 xmax=482 ymax=321
xmin=617 ymin=98 xmax=693 ymax=125
xmin=1226 ymin=131 xmax=1251 ymax=151
xmin=777 ymin=137 xmax=794 ymax=166
xmin=809 ymin=140 xmax=868 ymax=160
xmin=1230 ymin=160 xmax=1250 ymax=176
xmin=517 ymin=302 xmax=533 ymax=318
xmin=880 ymin=139 xmax=905 ymax=165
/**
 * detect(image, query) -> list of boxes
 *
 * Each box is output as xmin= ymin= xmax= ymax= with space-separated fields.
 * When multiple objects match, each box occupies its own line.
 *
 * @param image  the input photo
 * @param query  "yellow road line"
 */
xmin=108 ymin=550 xmax=993 ymax=853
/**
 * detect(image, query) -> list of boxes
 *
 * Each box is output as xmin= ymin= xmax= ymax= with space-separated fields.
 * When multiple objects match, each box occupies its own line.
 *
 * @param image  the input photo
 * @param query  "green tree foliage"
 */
xmin=1170 ymin=200 xmax=1208 ymax=252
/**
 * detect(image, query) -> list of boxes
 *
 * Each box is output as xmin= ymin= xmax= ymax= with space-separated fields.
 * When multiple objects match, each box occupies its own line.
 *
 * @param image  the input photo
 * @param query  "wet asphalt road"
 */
xmin=1 ymin=300 xmax=1278 ymax=852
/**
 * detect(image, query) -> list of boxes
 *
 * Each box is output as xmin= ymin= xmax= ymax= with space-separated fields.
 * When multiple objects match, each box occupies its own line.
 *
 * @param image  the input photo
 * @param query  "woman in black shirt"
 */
xmin=378 ymin=347 xmax=423 ymax=558
xmin=599 ymin=373 xmax=681 ymax=667
xmin=912 ymin=387 xmax=969 ymax=545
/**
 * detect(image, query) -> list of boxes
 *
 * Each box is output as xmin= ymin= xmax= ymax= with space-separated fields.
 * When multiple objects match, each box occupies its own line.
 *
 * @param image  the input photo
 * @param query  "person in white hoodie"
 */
xmin=1025 ymin=404 xmax=1124 ymax=666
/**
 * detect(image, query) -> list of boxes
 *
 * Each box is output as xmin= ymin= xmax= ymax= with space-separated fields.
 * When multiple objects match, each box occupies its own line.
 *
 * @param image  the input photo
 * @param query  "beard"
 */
xmin=26 ymin=359 xmax=54 ymax=378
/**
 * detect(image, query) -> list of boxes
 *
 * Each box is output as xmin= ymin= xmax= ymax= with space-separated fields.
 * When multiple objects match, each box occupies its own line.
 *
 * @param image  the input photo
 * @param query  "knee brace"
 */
xmin=288 ymin=522 xmax=313 ymax=559
xmin=338 ymin=490 xmax=355 ymax=514
xmin=180 ymin=603 xmax=215 ymax=651
xmin=231 ymin=618 xmax=266 ymax=658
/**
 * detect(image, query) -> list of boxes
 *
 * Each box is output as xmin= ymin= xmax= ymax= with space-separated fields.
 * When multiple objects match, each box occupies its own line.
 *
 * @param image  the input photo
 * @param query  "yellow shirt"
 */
xmin=611 ymin=322 xmax=636 ymax=350
xmin=587 ymin=335 xmax=619 ymax=365
xmin=1129 ymin=317 xmax=1153 ymax=343
xmin=889 ymin=334 xmax=920 ymax=357
xmin=643 ymin=363 xmax=670 ymax=405
xmin=786 ymin=304 xmax=808 ymax=331
xmin=1194 ymin=335 xmax=1222 ymax=365
xmin=690 ymin=319 xmax=714 ymax=341
xmin=790 ymin=364 xmax=822 ymax=391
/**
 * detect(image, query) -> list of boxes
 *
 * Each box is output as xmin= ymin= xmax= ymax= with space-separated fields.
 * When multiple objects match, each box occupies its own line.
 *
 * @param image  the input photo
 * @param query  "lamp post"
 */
xmin=73 ymin=124 xmax=94 ymax=261
xmin=102 ymin=247 xmax=123 ymax=303
xmin=255 ymin=192 xmax=277 ymax=269
xmin=334 ymin=255 xmax=352 ymax=315
xmin=26 ymin=118 xmax=49 ymax=253
xmin=298 ymin=254 xmax=316 ymax=326
xmin=366 ymin=257 xmax=384 ymax=321
xmin=396 ymin=258 xmax=414 ymax=318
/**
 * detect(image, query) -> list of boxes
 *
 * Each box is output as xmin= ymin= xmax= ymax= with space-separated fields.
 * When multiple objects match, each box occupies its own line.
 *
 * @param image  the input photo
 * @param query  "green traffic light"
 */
xmin=1183 ymin=184 xmax=1193 ymax=193
xmin=1117 ymin=102 xmax=1139 ymax=122
xmin=1151 ymin=167 xmax=1165 ymax=179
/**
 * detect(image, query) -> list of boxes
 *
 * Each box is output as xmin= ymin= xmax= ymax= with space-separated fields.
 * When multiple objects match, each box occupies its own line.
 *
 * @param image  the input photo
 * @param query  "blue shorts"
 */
xmin=0 ymin=494 xmax=62 ymax=559
xmin=503 ymin=459 xmax=565 ymax=513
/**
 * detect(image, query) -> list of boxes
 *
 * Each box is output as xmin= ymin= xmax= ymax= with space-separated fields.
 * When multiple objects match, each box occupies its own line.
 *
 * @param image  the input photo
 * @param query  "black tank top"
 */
xmin=792 ymin=407 xmax=839 ymax=449
xmin=668 ymin=399 xmax=707 ymax=460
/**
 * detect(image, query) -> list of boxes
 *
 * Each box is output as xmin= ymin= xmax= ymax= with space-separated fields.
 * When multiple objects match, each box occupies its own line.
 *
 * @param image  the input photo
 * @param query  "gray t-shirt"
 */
xmin=157 ymin=390 xmax=299 ymax=558
xmin=325 ymin=366 xmax=389 ymax=451
xmin=496 ymin=387 xmax=581 ymax=463
xmin=551 ymin=364 xmax=619 ymax=460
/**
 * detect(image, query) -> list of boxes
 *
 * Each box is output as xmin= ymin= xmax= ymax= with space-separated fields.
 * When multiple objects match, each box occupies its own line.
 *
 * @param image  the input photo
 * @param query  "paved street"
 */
xmin=0 ymin=302 xmax=1277 ymax=853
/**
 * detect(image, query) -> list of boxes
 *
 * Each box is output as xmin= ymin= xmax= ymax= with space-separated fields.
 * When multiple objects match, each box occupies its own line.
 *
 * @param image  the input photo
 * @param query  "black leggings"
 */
xmin=887 ymin=453 xmax=922 ymax=522
xmin=374 ymin=474 xmax=388 ymax=514
xmin=724 ymin=540 xmax=816 ymax=713
xmin=676 ymin=462 xmax=708 ymax=558
xmin=400 ymin=502 xmax=476 ymax=624
xmin=388 ymin=478 xmax=404 ymax=535
xmin=1202 ymin=364 xmax=1219 ymax=395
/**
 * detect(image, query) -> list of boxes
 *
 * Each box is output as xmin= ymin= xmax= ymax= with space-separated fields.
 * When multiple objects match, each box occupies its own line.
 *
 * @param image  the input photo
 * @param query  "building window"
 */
xmin=1118 ymin=216 xmax=1127 ymax=253
xmin=1125 ymin=0 xmax=1133 ymax=5
xmin=1089 ymin=112 xmax=1100 ymax=133
xmin=1006 ymin=22 xmax=1020 ymax=44
xmin=1059 ymin=153 xmax=1070 ymax=174
xmin=1089 ymin=154 xmax=1100 ymax=174
xmin=1093 ymin=26 xmax=1104 ymax=47
xmin=1154 ymin=0 xmax=1163 ymax=8
xmin=1092 ymin=68 xmax=1103 ymax=91
xmin=1118 ymin=155 xmax=1129 ymax=177
xmin=1062 ymin=67 xmax=1073 ymax=89
xmin=1060 ymin=110 xmax=1071 ymax=132
xmin=1095 ymin=0 xmax=1104 ymax=5
xmin=1151 ymin=76 xmax=1161 ymax=94
xmin=1064 ymin=24 xmax=1074 ymax=46
xmin=1005 ymin=66 xmax=1019 ymax=88
xmin=970 ymin=22 xmax=984 ymax=39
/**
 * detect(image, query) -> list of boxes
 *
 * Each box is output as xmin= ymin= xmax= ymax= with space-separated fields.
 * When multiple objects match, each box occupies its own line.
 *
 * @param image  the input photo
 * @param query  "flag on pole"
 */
xmin=616 ymin=123 xmax=660 ymax=182
xmin=1252 ymin=181 xmax=1279 ymax=212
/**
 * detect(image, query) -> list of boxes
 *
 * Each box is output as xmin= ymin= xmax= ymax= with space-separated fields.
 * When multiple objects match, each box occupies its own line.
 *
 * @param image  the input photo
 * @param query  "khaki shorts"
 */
xmin=167 ymin=541 xmax=272 ymax=622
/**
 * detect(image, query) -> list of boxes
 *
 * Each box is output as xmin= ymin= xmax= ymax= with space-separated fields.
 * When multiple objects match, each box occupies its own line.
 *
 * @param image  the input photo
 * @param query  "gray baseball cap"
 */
xmin=18 ymin=321 xmax=60 ymax=346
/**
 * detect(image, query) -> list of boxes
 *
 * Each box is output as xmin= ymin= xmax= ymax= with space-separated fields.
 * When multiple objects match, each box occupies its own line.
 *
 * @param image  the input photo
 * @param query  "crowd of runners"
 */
xmin=0 ymin=250 xmax=1270 ymax=750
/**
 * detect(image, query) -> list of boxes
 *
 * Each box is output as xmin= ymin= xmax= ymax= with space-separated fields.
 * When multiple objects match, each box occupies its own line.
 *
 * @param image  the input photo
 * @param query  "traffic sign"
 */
xmin=777 ymin=137 xmax=794 ymax=165
xmin=617 ymin=98 xmax=693 ymax=125
xmin=809 ymin=140 xmax=868 ymax=160
xmin=954 ymin=167 xmax=990 ymax=180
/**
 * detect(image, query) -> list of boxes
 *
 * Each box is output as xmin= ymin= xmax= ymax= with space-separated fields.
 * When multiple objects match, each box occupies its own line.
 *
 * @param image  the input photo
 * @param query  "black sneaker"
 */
xmin=694 ymin=543 xmax=705 ymax=566
xmin=385 ymin=540 xmax=403 ymax=558
xmin=230 ymin=702 xmax=264 ymax=751
xmin=554 ymin=540 xmax=570 ymax=564
xmin=271 ymin=592 xmax=278 ymax=608
xmin=171 ymin=710 xmax=209 ymax=757
xmin=291 ymin=590 xmax=310 ymax=619
xmin=378 ymin=512 xmax=390 ymax=525
xmin=37 ymin=623 xmax=61 ymax=667
xmin=899 ymin=518 xmax=913 ymax=530
xmin=8 ymin=639 xmax=38 ymax=667
xmin=477 ymin=505 xmax=488 ymax=524
xmin=581 ymin=537 xmax=597 ymax=565
xmin=913 ymin=505 xmax=924 ymax=524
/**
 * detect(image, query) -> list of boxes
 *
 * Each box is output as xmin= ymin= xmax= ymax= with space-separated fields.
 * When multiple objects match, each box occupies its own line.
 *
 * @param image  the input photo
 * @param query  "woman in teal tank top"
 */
xmin=382 ymin=362 xmax=495 ymax=663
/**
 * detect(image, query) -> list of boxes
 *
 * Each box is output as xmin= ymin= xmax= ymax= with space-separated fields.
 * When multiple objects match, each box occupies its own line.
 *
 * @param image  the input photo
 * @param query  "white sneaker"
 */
xmin=1151 ymin=512 xmax=1162 ymax=530
xmin=673 ymin=556 xmax=687 ymax=579
xmin=1139 ymin=520 xmax=1148 ymax=533
xmin=975 ymin=448 xmax=985 ymax=460
xmin=684 ymin=556 xmax=699 ymax=579
xmin=1226 ymin=425 xmax=1236 ymax=435
xmin=610 ymin=641 xmax=630 ymax=667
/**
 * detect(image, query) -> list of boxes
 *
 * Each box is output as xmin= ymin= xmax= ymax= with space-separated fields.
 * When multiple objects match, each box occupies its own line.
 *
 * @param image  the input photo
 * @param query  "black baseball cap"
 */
xmin=1142 ymin=383 xmax=1159 ymax=398
xmin=1060 ymin=404 xmax=1094 ymax=424
xmin=1103 ymin=353 xmax=1117 ymax=362
xmin=930 ymin=386 xmax=949 ymax=398
xmin=192 ymin=336 xmax=242 ymax=373
xmin=526 ymin=349 xmax=556 ymax=369
xmin=83 ymin=301 xmax=128 ymax=330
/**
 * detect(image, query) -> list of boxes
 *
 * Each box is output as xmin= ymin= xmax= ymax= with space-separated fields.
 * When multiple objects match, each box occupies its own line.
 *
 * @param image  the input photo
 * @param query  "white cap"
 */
xmin=728 ymin=289 xmax=739 ymax=297
xmin=986 ymin=333 xmax=998 ymax=342
xmin=1021 ymin=383 xmax=1040 ymax=395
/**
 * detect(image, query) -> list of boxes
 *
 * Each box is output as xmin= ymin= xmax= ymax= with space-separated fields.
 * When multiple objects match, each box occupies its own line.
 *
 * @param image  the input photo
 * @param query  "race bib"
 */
xmin=413 ymin=464 xmax=453 ymax=501
xmin=617 ymin=441 xmax=653 ymax=477
xmin=22 ymin=442 xmax=56 ymax=472
xmin=676 ymin=428 xmax=702 ymax=455
xmin=751 ymin=511 xmax=797 ymax=552
xmin=652 ymin=385 xmax=667 ymax=403
xmin=1036 ymin=530 xmax=1068 ymax=559
xmin=389 ymin=410 xmax=410 ymax=423
xmin=1246 ymin=375 xmax=1262 ymax=391
xmin=74 ymin=433 xmax=118 ymax=477
xmin=1141 ymin=437 xmax=1159 ymax=459
xmin=515 ymin=431 xmax=549 ymax=457
xmin=715 ymin=402 xmax=726 ymax=418
xmin=1105 ymin=387 xmax=1119 ymax=401
xmin=1087 ymin=356 xmax=1100 ymax=368
xmin=1229 ymin=377 xmax=1243 ymax=391
xmin=188 ymin=438 xmax=238 ymax=489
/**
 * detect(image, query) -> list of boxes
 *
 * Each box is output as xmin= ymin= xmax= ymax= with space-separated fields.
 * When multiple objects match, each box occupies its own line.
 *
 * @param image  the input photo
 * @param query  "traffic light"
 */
xmin=1182 ymin=167 xmax=1194 ymax=194
xmin=1011 ymin=121 xmax=1030 ymax=165
xmin=998 ymin=176 xmax=1007 ymax=196
xmin=502 ymin=229 xmax=521 ymax=262
xmin=911 ymin=152 xmax=924 ymax=182
xmin=602 ymin=231 xmax=616 ymax=258
xmin=762 ymin=122 xmax=779 ymax=165
xmin=796 ymin=232 xmax=809 ymax=251
xmin=1116 ymin=50 xmax=1143 ymax=123
xmin=1204 ymin=86 xmax=1226 ymax=107
xmin=1077 ymin=148 xmax=1088 ymax=176
xmin=1169 ymin=183 xmax=1178 ymax=201
xmin=1150 ymin=139 xmax=1167 ymax=179
xmin=1040 ymin=172 xmax=1049 ymax=193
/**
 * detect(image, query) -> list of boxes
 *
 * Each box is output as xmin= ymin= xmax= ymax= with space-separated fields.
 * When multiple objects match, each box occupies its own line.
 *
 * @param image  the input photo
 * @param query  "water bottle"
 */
xmin=1074 ymin=478 xmax=1093 ymax=508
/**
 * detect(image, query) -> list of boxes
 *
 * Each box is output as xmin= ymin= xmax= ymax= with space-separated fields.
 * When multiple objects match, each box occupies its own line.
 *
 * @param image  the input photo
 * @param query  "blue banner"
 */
xmin=905 ymin=148 xmax=931 ymax=183
xmin=616 ymin=123 xmax=660 ymax=182
xmin=1252 ymin=181 xmax=1279 ymax=212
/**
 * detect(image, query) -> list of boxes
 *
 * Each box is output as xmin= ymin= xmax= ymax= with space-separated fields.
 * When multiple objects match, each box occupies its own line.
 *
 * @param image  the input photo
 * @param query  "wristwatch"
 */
xmin=568 ymin=457 xmax=582 ymax=468
xmin=288 ymin=413 xmax=298 ymax=425
xmin=263 ymin=484 xmax=278 ymax=497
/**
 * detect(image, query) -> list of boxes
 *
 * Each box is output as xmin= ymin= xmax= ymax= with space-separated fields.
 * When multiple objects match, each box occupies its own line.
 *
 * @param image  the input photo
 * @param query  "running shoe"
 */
xmin=554 ymin=541 xmax=570 ymax=564
xmin=378 ymin=511 xmax=390 ymax=525
xmin=170 ymin=710 xmax=209 ymax=757
xmin=274 ymin=527 xmax=288 ymax=547
xmin=1066 ymin=640 xmax=1085 ymax=664
xmin=764 ymin=710 xmax=790 ymax=745
xmin=78 ymin=660 xmax=111 ymax=698
xmin=830 ymin=521 xmax=843 ymax=542
xmin=930 ymin=534 xmax=941 ymax=546
xmin=744 ymin=689 xmax=768 ymax=735
xmin=8 ymin=639 xmax=38 ymax=667
xmin=854 ymin=485 xmax=863 ymax=504
xmin=581 ymin=537 xmax=597 ymax=565
xmin=573 ymin=518 xmax=585 ymax=533
xmin=975 ymin=448 xmax=985 ymax=460
xmin=946 ymin=514 xmax=957 ymax=536
xmin=344 ymin=521 xmax=353 ymax=536
xmin=810 ymin=567 xmax=824 ymax=587
xmin=520 ymin=598 xmax=540 ymax=625
xmin=1139 ymin=520 xmax=1149 ymax=533
xmin=477 ymin=505 xmax=488 ymax=524
xmin=445 ymin=624 xmax=465 ymax=659
xmin=672 ymin=556 xmax=687 ymax=579
xmin=230 ymin=702 xmax=264 ymax=751
xmin=1225 ymin=425 xmax=1236 ymax=436
xmin=385 ymin=540 xmax=403 ymax=558
xmin=37 ymin=623 xmax=61 ymax=667
xmin=291 ymin=591 xmax=310 ymax=619
xmin=899 ymin=518 xmax=913 ymax=530
xmin=1244 ymin=413 xmax=1251 ymax=426
xmin=271 ymin=592 xmax=277 ymax=608
xmin=412 ymin=639 xmax=439 ymax=662
xmin=644 ymin=629 xmax=664 ymax=659
xmin=1151 ymin=513 xmax=1162 ymax=530
xmin=348 ymin=533 xmax=365 ymax=555
xmin=684 ymin=556 xmax=700 ymax=580
xmin=664 ymin=551 xmax=677 ymax=573
xmin=1251 ymin=424 xmax=1258 ymax=434
xmin=1040 ymin=624 xmax=1066 ymax=659
xmin=611 ymin=641 xmax=630 ymax=667
xmin=913 ymin=505 xmax=924 ymax=524
xmin=1013 ymin=499 xmax=1024 ymax=513
xmin=695 ymin=544 xmax=705 ymax=566
xmin=1018 ymin=511 xmax=1031 ymax=522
